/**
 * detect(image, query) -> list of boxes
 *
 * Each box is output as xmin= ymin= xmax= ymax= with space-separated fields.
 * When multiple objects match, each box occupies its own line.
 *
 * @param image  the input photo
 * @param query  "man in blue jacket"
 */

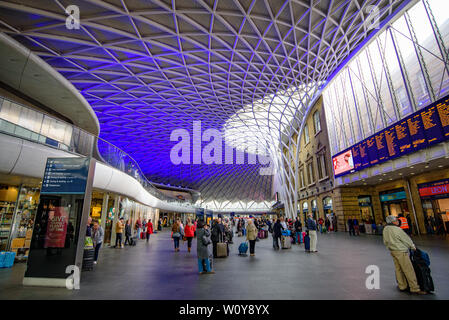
xmin=306 ymin=214 xmax=318 ymax=253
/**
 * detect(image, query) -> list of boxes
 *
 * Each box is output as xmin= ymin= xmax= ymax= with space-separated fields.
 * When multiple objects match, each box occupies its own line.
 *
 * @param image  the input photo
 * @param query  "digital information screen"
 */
xmin=332 ymin=94 xmax=449 ymax=178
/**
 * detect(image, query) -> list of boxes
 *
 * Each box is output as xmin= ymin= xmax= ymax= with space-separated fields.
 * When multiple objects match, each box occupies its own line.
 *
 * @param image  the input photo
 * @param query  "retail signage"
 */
xmin=332 ymin=94 xmax=449 ymax=178
xmin=44 ymin=207 xmax=69 ymax=248
xmin=380 ymin=191 xmax=407 ymax=202
xmin=418 ymin=179 xmax=449 ymax=197
xmin=41 ymin=158 xmax=90 ymax=194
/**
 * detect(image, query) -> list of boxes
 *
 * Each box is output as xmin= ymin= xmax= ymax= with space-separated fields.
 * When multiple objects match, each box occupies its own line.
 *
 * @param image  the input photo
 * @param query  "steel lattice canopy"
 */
xmin=0 ymin=0 xmax=408 ymax=210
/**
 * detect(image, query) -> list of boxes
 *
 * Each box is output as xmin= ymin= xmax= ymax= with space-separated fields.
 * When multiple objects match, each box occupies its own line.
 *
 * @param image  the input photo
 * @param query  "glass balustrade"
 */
xmin=0 ymin=96 xmax=196 ymax=207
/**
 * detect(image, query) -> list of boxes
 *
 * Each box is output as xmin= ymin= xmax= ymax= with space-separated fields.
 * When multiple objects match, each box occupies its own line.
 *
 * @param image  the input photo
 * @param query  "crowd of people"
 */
xmin=84 ymin=212 xmax=434 ymax=294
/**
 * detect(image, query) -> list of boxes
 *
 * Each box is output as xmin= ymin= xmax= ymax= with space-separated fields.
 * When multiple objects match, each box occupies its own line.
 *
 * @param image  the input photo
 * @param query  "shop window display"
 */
xmin=9 ymin=186 xmax=40 ymax=260
xmin=0 ymin=185 xmax=18 ymax=251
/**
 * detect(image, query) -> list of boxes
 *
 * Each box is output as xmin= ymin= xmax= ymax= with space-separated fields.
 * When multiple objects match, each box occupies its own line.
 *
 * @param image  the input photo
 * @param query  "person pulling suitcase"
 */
xmin=383 ymin=215 xmax=427 ymax=295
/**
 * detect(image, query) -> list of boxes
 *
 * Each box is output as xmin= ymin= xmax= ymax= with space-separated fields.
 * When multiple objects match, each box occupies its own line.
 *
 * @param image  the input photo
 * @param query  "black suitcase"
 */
xmin=82 ymin=249 xmax=95 ymax=271
xmin=410 ymin=249 xmax=434 ymax=293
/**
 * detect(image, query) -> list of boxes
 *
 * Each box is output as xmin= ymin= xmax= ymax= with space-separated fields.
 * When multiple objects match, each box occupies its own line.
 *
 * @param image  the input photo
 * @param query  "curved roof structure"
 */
xmin=0 ymin=0 xmax=410 ymax=210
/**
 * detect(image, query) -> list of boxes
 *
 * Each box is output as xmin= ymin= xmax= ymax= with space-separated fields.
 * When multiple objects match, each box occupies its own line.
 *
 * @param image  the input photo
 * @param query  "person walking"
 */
xmin=325 ymin=217 xmax=331 ymax=234
xmin=272 ymin=218 xmax=283 ymax=250
xmin=318 ymin=217 xmax=324 ymax=233
xmin=398 ymin=213 xmax=410 ymax=235
xmin=306 ymin=214 xmax=318 ymax=253
xmin=184 ymin=218 xmax=195 ymax=253
xmin=211 ymin=219 xmax=221 ymax=258
xmin=135 ymin=218 xmax=142 ymax=240
xmin=196 ymin=220 xmax=214 ymax=274
xmin=171 ymin=219 xmax=182 ymax=252
xmin=115 ymin=217 xmax=125 ymax=248
xmin=146 ymin=219 xmax=153 ymax=242
xmin=92 ymin=220 xmax=104 ymax=264
xmin=383 ymin=215 xmax=427 ymax=295
xmin=124 ymin=220 xmax=132 ymax=245
xmin=353 ymin=218 xmax=360 ymax=236
xmin=347 ymin=218 xmax=355 ymax=236
xmin=246 ymin=219 xmax=257 ymax=256
xmin=294 ymin=217 xmax=302 ymax=244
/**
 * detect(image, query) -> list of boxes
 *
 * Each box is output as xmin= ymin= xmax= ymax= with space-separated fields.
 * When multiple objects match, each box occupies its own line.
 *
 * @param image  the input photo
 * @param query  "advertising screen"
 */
xmin=332 ymin=150 xmax=354 ymax=176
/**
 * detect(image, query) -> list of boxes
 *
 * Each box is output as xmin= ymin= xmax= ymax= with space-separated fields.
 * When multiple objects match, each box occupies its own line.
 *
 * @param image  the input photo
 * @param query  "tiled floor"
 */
xmin=0 ymin=229 xmax=448 ymax=300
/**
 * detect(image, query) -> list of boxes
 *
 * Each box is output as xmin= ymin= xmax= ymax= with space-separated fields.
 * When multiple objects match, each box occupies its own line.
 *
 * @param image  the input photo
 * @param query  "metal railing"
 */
xmin=0 ymin=96 xmax=197 ymax=207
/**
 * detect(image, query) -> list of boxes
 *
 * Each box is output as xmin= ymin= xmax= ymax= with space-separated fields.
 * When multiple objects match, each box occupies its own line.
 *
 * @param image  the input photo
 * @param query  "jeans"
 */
xmin=249 ymin=240 xmax=256 ymax=254
xmin=198 ymin=258 xmax=212 ymax=272
xmin=94 ymin=242 xmax=102 ymax=262
xmin=115 ymin=233 xmax=122 ymax=247
xmin=319 ymin=225 xmax=323 ymax=233
xmin=296 ymin=232 xmax=302 ymax=243
xmin=136 ymin=228 xmax=141 ymax=239
xmin=173 ymin=236 xmax=180 ymax=249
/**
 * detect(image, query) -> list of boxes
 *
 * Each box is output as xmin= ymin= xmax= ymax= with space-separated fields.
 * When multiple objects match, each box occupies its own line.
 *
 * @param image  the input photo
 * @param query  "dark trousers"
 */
xmin=348 ymin=227 xmax=355 ymax=236
xmin=249 ymin=240 xmax=256 ymax=254
xmin=94 ymin=242 xmax=102 ymax=261
xmin=146 ymin=233 xmax=151 ymax=242
xmin=273 ymin=236 xmax=280 ymax=249
xmin=186 ymin=237 xmax=193 ymax=248
xmin=115 ymin=233 xmax=122 ymax=247
xmin=212 ymin=241 xmax=218 ymax=257
xmin=124 ymin=235 xmax=131 ymax=245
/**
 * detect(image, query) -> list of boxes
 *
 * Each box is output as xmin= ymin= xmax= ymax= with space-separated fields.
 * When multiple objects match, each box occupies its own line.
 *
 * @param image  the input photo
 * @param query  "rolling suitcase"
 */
xmin=216 ymin=242 xmax=228 ymax=257
xmin=238 ymin=241 xmax=248 ymax=255
xmin=140 ymin=232 xmax=145 ymax=239
xmin=216 ymin=234 xmax=229 ymax=258
xmin=281 ymin=236 xmax=292 ymax=249
xmin=410 ymin=249 xmax=434 ymax=293
xmin=304 ymin=234 xmax=310 ymax=252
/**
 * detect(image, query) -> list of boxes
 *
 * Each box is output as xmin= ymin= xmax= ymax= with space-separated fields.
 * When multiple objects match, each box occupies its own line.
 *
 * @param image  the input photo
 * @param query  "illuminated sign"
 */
xmin=418 ymin=179 xmax=449 ymax=197
xmin=333 ymin=94 xmax=449 ymax=178
xmin=332 ymin=150 xmax=354 ymax=176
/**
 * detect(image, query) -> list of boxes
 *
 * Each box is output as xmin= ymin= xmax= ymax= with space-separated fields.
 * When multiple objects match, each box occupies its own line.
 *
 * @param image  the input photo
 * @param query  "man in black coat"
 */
xmin=272 ymin=219 xmax=284 ymax=250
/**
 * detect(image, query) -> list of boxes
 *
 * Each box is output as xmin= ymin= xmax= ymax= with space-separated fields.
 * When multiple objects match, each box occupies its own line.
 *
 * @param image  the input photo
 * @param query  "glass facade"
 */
xmin=323 ymin=0 xmax=449 ymax=156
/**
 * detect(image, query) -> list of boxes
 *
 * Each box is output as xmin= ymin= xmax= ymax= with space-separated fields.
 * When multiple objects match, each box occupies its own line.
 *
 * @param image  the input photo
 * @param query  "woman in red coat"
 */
xmin=184 ymin=218 xmax=196 ymax=252
xmin=146 ymin=219 xmax=154 ymax=243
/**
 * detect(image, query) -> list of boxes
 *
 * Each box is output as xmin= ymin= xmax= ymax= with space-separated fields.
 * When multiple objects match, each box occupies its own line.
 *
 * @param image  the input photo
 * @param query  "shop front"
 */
xmin=418 ymin=179 xmax=449 ymax=234
xmin=323 ymin=197 xmax=333 ymax=217
xmin=379 ymin=188 xmax=410 ymax=221
xmin=358 ymin=196 xmax=376 ymax=234
xmin=0 ymin=184 xmax=40 ymax=260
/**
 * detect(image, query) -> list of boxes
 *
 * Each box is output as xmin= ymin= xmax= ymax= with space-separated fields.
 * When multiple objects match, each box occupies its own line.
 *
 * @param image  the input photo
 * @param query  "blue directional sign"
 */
xmin=41 ymin=157 xmax=90 ymax=194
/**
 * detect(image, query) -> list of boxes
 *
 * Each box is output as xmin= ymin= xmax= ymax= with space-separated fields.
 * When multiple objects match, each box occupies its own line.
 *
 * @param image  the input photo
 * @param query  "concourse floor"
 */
xmin=0 ymin=228 xmax=448 ymax=300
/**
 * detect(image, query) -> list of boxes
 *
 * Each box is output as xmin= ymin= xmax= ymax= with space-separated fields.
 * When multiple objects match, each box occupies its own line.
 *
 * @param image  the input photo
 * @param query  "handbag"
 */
xmin=172 ymin=232 xmax=181 ymax=238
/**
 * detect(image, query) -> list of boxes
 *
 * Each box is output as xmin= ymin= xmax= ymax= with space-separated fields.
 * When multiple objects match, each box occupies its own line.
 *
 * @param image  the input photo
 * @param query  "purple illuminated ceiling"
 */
xmin=0 ymin=0 xmax=408 ymax=204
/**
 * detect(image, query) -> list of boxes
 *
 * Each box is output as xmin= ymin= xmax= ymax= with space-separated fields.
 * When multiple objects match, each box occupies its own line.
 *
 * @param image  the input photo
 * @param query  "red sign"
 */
xmin=44 ymin=207 xmax=69 ymax=248
xmin=419 ymin=184 xmax=449 ymax=197
xmin=333 ymin=150 xmax=354 ymax=176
